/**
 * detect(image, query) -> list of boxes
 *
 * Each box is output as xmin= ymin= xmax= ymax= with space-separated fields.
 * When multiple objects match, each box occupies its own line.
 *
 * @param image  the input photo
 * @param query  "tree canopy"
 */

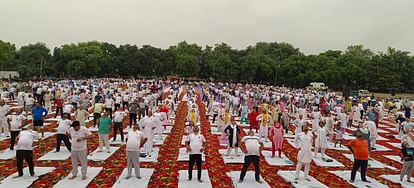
xmin=1 ymin=40 xmax=413 ymax=92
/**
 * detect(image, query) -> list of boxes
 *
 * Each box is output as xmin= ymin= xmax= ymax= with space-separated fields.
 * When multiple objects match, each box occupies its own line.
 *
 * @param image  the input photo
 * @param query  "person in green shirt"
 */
xmin=98 ymin=112 xmax=112 ymax=153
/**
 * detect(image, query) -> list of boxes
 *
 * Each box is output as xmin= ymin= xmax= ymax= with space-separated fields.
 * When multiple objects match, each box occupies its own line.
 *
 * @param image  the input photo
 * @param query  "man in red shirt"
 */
xmin=348 ymin=131 xmax=371 ymax=183
xmin=54 ymin=97 xmax=64 ymax=118
xmin=248 ymin=107 xmax=259 ymax=133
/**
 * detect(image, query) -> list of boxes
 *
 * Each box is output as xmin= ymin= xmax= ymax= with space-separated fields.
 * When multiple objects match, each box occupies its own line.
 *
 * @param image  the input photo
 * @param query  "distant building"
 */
xmin=0 ymin=71 xmax=20 ymax=79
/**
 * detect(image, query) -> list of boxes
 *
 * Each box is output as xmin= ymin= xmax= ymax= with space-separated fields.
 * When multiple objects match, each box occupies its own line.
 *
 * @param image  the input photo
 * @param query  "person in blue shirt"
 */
xmin=32 ymin=102 xmax=48 ymax=138
xmin=366 ymin=109 xmax=376 ymax=122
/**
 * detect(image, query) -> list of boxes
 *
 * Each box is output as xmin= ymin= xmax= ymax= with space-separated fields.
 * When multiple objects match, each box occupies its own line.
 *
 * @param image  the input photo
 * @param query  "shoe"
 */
xmin=125 ymin=176 xmax=131 ymax=179
xmin=362 ymin=180 xmax=371 ymax=183
xmin=256 ymin=180 xmax=263 ymax=183
xmin=137 ymin=176 xmax=142 ymax=179
xmin=81 ymin=176 xmax=87 ymax=180
xmin=238 ymin=179 xmax=243 ymax=183
xmin=349 ymin=180 xmax=354 ymax=183
xmin=198 ymin=179 xmax=203 ymax=183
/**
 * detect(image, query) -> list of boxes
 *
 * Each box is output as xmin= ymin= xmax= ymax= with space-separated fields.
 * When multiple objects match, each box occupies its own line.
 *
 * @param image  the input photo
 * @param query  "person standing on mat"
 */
xmin=8 ymin=108 xmax=26 ymax=150
xmin=104 ymin=95 xmax=114 ymax=119
xmin=186 ymin=126 xmax=206 ymax=182
xmin=75 ymin=105 xmax=88 ymax=127
xmin=14 ymin=124 xmax=40 ymax=178
xmin=31 ymin=102 xmax=48 ymax=138
xmin=125 ymin=124 xmax=147 ymax=179
xmin=55 ymin=113 xmax=72 ymax=152
xmin=348 ymin=130 xmax=371 ymax=183
xmin=248 ymin=107 xmax=259 ymax=133
xmin=54 ymin=96 xmax=64 ymax=118
xmin=313 ymin=121 xmax=328 ymax=160
xmin=113 ymin=108 xmax=126 ymax=142
xmin=98 ymin=112 xmax=112 ymax=153
xmin=295 ymin=125 xmax=313 ymax=181
xmin=93 ymin=99 xmax=104 ymax=127
xmin=128 ymin=99 xmax=139 ymax=128
xmin=269 ymin=120 xmax=284 ymax=158
xmin=68 ymin=121 xmax=91 ymax=180
xmin=238 ymin=129 xmax=263 ymax=183
xmin=400 ymin=141 xmax=414 ymax=182
xmin=256 ymin=108 xmax=272 ymax=142
xmin=139 ymin=110 xmax=157 ymax=157
xmin=224 ymin=117 xmax=241 ymax=156
xmin=0 ymin=99 xmax=11 ymax=137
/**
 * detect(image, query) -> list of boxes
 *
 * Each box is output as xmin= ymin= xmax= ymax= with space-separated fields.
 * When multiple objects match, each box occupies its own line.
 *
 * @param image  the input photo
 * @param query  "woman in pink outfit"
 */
xmin=269 ymin=120 xmax=284 ymax=158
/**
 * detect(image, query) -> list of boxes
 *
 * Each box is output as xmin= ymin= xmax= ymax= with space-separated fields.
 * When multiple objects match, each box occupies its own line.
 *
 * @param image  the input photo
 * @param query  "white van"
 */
xmin=358 ymin=90 xmax=370 ymax=97
xmin=306 ymin=82 xmax=328 ymax=91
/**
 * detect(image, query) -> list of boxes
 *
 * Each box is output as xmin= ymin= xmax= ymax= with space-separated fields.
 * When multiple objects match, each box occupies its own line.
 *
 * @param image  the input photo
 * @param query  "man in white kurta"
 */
xmin=153 ymin=109 xmax=164 ymax=138
xmin=256 ymin=111 xmax=272 ymax=141
xmin=337 ymin=109 xmax=348 ymax=129
xmin=0 ymin=100 xmax=11 ymax=137
xmin=217 ymin=105 xmax=225 ymax=133
xmin=313 ymin=122 xmax=328 ymax=160
xmin=364 ymin=120 xmax=377 ymax=149
xmin=295 ymin=125 xmax=313 ymax=181
xmin=293 ymin=114 xmax=307 ymax=135
xmin=311 ymin=108 xmax=321 ymax=128
xmin=139 ymin=111 xmax=158 ymax=156
xmin=323 ymin=113 xmax=335 ymax=142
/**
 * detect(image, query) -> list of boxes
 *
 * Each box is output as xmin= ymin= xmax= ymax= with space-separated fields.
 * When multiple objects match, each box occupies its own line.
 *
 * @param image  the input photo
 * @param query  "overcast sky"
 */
xmin=1 ymin=0 xmax=413 ymax=54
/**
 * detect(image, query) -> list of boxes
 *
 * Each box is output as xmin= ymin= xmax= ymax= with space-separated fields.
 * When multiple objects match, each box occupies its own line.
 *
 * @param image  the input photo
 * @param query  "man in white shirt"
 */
xmin=337 ymin=108 xmax=348 ymax=129
xmin=239 ymin=129 xmax=263 ymax=183
xmin=293 ymin=114 xmax=307 ymax=135
xmin=63 ymin=103 xmax=74 ymax=117
xmin=186 ymin=126 xmax=206 ymax=182
xmin=122 ymin=92 xmax=130 ymax=110
xmin=0 ymin=99 xmax=11 ymax=137
xmin=67 ymin=121 xmax=91 ymax=180
xmin=55 ymin=114 xmax=72 ymax=152
xmin=125 ymin=125 xmax=147 ymax=179
xmin=364 ymin=120 xmax=377 ymax=150
xmin=139 ymin=111 xmax=159 ymax=156
xmin=14 ymin=125 xmax=40 ymax=178
xmin=115 ymin=94 xmax=122 ymax=111
xmin=104 ymin=96 xmax=114 ymax=119
xmin=153 ymin=109 xmax=164 ymax=138
xmin=7 ymin=108 xmax=26 ymax=150
xmin=113 ymin=108 xmax=126 ymax=142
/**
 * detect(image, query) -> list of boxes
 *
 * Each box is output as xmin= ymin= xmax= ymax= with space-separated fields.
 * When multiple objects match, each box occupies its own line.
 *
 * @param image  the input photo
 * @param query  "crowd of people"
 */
xmin=0 ymin=79 xmax=413 ymax=185
xmin=1 ymin=79 xmax=178 ymax=180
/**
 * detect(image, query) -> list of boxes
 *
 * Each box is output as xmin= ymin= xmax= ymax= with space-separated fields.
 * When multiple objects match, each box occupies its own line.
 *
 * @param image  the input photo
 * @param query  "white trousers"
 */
xmin=71 ymin=150 xmax=88 ymax=177
xmin=295 ymin=162 xmax=310 ymax=179
xmin=98 ymin=134 xmax=110 ymax=151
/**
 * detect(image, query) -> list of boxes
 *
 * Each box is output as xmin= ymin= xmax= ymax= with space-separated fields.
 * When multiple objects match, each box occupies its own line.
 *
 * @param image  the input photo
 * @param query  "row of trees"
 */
xmin=1 ymin=40 xmax=413 ymax=92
